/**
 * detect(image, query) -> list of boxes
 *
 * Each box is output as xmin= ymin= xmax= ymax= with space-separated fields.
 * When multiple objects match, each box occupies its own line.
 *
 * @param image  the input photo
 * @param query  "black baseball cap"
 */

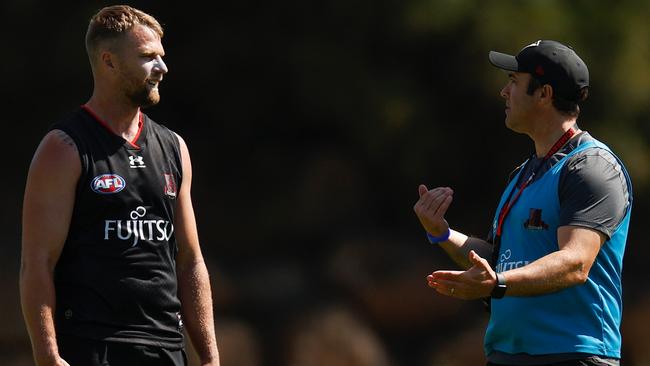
xmin=489 ymin=40 xmax=589 ymax=102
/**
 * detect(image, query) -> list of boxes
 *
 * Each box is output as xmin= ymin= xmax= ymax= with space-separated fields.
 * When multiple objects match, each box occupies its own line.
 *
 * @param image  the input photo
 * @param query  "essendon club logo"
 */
xmin=523 ymin=208 xmax=549 ymax=230
xmin=164 ymin=173 xmax=177 ymax=198
xmin=91 ymin=174 xmax=126 ymax=194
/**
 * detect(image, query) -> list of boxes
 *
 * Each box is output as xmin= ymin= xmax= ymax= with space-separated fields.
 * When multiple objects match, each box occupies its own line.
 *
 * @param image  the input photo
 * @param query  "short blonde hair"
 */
xmin=85 ymin=5 xmax=163 ymax=62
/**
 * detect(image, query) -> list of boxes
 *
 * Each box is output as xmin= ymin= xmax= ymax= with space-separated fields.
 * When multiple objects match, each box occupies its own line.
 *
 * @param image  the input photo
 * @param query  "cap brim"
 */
xmin=489 ymin=51 xmax=519 ymax=71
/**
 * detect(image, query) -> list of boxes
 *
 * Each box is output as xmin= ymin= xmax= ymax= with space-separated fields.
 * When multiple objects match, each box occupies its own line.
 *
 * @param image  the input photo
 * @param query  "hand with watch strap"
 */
xmin=426 ymin=250 xmax=506 ymax=300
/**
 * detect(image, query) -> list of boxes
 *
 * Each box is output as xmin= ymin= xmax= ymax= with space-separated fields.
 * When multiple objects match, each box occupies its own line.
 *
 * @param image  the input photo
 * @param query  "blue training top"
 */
xmin=485 ymin=139 xmax=632 ymax=358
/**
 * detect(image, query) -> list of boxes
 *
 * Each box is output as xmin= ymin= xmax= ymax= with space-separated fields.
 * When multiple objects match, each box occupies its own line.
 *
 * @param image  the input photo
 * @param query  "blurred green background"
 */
xmin=2 ymin=1 xmax=650 ymax=365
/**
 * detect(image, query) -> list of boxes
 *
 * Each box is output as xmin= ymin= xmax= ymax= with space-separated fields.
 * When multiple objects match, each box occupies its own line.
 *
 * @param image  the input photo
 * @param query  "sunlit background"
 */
xmin=2 ymin=1 xmax=650 ymax=365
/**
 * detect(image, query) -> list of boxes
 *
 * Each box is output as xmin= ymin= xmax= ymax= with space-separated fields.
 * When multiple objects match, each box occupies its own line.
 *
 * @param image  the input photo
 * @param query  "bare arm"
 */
xmin=20 ymin=130 xmax=79 ymax=366
xmin=413 ymin=184 xmax=493 ymax=268
xmin=174 ymin=134 xmax=220 ymax=366
xmin=501 ymin=225 xmax=604 ymax=296
xmin=427 ymin=225 xmax=604 ymax=299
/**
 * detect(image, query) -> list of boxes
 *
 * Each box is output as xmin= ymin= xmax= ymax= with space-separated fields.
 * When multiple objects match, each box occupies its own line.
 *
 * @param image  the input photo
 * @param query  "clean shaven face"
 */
xmin=500 ymin=72 xmax=537 ymax=134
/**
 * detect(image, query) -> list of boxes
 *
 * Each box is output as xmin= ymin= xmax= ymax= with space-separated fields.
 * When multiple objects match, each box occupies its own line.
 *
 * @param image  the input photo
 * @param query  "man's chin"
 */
xmin=131 ymin=91 xmax=160 ymax=109
xmin=140 ymin=98 xmax=160 ymax=109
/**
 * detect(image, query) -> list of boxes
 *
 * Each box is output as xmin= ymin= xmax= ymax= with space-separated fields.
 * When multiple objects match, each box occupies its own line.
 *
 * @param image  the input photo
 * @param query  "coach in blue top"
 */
xmin=414 ymin=40 xmax=632 ymax=366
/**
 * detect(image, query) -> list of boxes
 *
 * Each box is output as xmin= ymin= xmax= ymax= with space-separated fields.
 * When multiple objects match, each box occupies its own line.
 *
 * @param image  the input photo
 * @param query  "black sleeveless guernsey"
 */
xmin=51 ymin=106 xmax=184 ymax=349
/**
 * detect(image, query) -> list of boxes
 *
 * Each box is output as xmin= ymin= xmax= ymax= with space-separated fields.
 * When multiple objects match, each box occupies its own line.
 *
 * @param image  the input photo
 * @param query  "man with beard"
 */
xmin=20 ymin=5 xmax=219 ymax=366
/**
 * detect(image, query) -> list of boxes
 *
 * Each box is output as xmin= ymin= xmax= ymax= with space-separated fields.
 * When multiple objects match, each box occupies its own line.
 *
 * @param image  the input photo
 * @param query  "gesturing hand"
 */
xmin=426 ymin=250 xmax=498 ymax=300
xmin=413 ymin=184 xmax=453 ymax=236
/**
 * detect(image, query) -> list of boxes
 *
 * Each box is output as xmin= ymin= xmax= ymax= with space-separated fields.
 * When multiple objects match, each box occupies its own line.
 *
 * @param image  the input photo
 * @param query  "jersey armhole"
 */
xmin=169 ymin=130 xmax=184 ymax=183
xmin=49 ymin=126 xmax=87 ymax=197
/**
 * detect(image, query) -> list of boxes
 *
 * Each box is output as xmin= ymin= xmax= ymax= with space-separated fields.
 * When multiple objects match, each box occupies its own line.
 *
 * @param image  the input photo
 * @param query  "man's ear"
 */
xmin=538 ymin=84 xmax=554 ymax=105
xmin=101 ymin=51 xmax=114 ymax=69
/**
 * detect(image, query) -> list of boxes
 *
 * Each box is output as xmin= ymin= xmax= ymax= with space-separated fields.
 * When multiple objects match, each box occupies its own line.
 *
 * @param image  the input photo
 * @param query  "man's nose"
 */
xmin=154 ymin=55 xmax=168 ymax=74
xmin=500 ymin=84 xmax=509 ymax=99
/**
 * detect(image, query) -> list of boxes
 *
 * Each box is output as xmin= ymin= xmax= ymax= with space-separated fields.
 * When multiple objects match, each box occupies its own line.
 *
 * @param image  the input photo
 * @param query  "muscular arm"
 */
xmin=501 ymin=225 xmax=604 ymax=296
xmin=20 ymin=130 xmax=79 ymax=366
xmin=427 ymin=226 xmax=604 ymax=299
xmin=173 ymin=134 xmax=220 ymax=366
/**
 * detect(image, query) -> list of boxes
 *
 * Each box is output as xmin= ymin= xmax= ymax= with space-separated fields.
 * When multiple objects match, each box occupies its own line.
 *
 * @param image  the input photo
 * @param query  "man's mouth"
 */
xmin=146 ymin=79 xmax=160 ymax=89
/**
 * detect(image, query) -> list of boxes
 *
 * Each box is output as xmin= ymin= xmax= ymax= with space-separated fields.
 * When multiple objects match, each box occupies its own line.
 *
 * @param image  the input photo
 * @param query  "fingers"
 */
xmin=418 ymin=184 xmax=428 ymax=198
xmin=428 ymin=270 xmax=462 ymax=282
xmin=414 ymin=185 xmax=454 ymax=237
xmin=428 ymin=188 xmax=453 ymax=214
xmin=414 ymin=186 xmax=453 ymax=214
xmin=436 ymin=193 xmax=453 ymax=217
xmin=468 ymin=250 xmax=480 ymax=263
xmin=468 ymin=250 xmax=491 ymax=270
xmin=428 ymin=263 xmax=497 ymax=300
xmin=426 ymin=275 xmax=458 ymax=296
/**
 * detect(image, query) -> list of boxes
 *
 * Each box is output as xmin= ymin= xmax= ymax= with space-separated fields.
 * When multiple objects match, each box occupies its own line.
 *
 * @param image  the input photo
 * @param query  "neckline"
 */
xmin=541 ymin=127 xmax=577 ymax=160
xmin=81 ymin=104 xmax=145 ymax=149
xmin=495 ymin=127 xmax=577 ymax=237
xmin=523 ymin=130 xmax=589 ymax=182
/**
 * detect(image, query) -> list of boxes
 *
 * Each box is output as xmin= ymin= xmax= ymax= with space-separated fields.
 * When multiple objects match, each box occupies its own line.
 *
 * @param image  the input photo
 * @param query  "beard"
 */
xmin=117 ymin=68 xmax=161 ymax=109
xmin=125 ymin=83 xmax=160 ymax=109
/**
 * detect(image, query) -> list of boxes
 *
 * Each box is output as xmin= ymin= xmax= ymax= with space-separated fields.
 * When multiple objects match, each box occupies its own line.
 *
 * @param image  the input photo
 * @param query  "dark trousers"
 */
xmin=58 ymin=334 xmax=187 ymax=366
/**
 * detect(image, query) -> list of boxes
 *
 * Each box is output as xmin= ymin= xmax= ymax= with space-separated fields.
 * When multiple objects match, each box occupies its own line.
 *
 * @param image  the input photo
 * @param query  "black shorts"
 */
xmin=58 ymin=334 xmax=187 ymax=366
xmin=487 ymin=356 xmax=619 ymax=366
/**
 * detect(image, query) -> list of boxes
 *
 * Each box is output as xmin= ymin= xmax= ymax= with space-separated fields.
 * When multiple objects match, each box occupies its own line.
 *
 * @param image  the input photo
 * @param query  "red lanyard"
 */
xmin=495 ymin=128 xmax=576 ymax=237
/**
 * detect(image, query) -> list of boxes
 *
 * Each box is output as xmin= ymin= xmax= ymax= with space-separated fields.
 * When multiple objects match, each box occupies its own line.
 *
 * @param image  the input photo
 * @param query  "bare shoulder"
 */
xmin=172 ymin=131 xmax=192 ymax=165
xmin=28 ymin=129 xmax=81 ymax=180
xmin=172 ymin=131 xmax=189 ymax=152
xmin=49 ymin=129 xmax=78 ymax=149
xmin=36 ymin=129 xmax=79 ymax=157
xmin=22 ymin=129 xmax=81 ymax=264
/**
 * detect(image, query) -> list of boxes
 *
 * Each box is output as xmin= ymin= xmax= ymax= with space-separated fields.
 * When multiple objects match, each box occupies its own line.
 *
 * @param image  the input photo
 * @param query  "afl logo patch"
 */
xmin=91 ymin=174 xmax=126 ymax=194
